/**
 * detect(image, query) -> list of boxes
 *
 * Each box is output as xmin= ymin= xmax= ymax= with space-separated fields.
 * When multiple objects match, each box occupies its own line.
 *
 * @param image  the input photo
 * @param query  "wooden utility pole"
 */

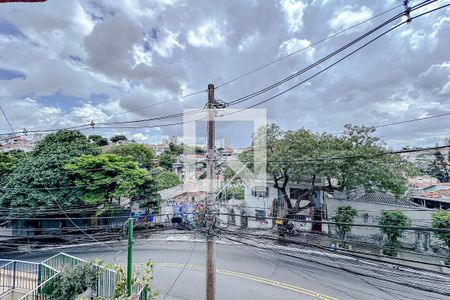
xmin=205 ymin=83 xmax=216 ymax=300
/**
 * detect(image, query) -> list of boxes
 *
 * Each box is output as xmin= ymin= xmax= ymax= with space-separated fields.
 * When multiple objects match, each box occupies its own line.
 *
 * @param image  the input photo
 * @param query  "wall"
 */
xmin=325 ymin=194 xmax=445 ymax=253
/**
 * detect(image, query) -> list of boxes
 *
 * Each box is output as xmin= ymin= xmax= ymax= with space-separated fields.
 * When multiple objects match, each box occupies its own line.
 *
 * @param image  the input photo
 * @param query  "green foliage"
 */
xmin=106 ymin=144 xmax=156 ymax=169
xmin=42 ymin=263 xmax=98 ymax=300
xmin=169 ymin=142 xmax=184 ymax=156
xmin=432 ymin=210 xmax=450 ymax=264
xmin=223 ymin=186 xmax=244 ymax=200
xmin=378 ymin=210 xmax=411 ymax=256
xmin=255 ymin=123 xmax=411 ymax=211
xmin=89 ymin=135 xmax=109 ymax=146
xmin=159 ymin=150 xmax=176 ymax=171
xmin=332 ymin=205 xmax=357 ymax=243
xmin=102 ymin=260 xmax=159 ymax=299
xmin=0 ymin=130 xmax=100 ymax=208
xmin=110 ymin=135 xmax=127 ymax=143
xmin=65 ymin=154 xmax=153 ymax=209
xmin=0 ymin=151 xmax=26 ymax=183
xmin=429 ymin=151 xmax=450 ymax=183
xmin=155 ymin=171 xmax=181 ymax=190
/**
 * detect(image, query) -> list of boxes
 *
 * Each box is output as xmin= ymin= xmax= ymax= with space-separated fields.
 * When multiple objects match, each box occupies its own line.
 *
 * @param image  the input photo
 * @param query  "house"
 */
xmin=325 ymin=190 xmax=444 ymax=253
xmin=224 ymin=177 xmax=324 ymax=230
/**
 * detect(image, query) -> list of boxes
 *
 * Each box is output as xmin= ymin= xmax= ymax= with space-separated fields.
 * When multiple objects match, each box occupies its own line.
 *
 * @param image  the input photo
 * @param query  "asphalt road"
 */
xmin=6 ymin=234 xmax=450 ymax=300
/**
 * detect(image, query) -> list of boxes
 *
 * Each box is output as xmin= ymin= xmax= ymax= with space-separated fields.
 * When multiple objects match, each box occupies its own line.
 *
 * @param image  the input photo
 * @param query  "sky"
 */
xmin=0 ymin=0 xmax=449 ymax=148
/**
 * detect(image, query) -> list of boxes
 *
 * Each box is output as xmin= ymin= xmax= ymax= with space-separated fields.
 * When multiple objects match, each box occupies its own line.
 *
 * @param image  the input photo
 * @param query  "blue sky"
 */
xmin=0 ymin=0 xmax=449 ymax=147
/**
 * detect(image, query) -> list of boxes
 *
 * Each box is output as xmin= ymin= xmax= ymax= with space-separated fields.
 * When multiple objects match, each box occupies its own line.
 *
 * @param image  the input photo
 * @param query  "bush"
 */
xmin=378 ymin=210 xmax=411 ymax=256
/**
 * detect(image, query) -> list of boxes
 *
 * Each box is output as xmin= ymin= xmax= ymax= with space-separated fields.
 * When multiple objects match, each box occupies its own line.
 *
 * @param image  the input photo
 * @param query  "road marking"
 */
xmin=154 ymin=263 xmax=339 ymax=300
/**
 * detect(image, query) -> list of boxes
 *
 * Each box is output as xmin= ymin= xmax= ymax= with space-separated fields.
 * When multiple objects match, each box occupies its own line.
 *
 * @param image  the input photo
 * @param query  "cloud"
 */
xmin=0 ymin=0 xmax=449 ymax=149
xmin=329 ymin=5 xmax=373 ymax=31
xmin=278 ymin=38 xmax=314 ymax=62
xmin=187 ymin=20 xmax=225 ymax=47
xmin=279 ymin=0 xmax=306 ymax=33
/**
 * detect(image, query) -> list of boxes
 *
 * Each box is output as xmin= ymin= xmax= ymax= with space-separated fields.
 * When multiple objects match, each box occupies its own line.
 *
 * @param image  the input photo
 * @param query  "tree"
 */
xmin=0 ymin=130 xmax=100 ymax=208
xmin=222 ymin=187 xmax=244 ymax=200
xmin=169 ymin=142 xmax=184 ymax=156
xmin=0 ymin=151 xmax=26 ymax=183
xmin=432 ymin=210 xmax=450 ymax=265
xmin=332 ymin=205 xmax=357 ymax=244
xmin=88 ymin=134 xmax=108 ymax=146
xmin=110 ymin=135 xmax=127 ymax=143
xmin=159 ymin=150 xmax=176 ymax=171
xmin=250 ymin=124 xmax=411 ymax=218
xmin=65 ymin=154 xmax=154 ymax=213
xmin=155 ymin=171 xmax=181 ymax=190
xmin=429 ymin=150 xmax=450 ymax=182
xmin=378 ymin=210 xmax=411 ymax=256
xmin=106 ymin=144 xmax=156 ymax=169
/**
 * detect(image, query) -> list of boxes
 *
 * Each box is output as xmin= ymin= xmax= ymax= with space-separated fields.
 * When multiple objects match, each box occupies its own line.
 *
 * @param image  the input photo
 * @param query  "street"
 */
xmin=9 ymin=234 xmax=450 ymax=300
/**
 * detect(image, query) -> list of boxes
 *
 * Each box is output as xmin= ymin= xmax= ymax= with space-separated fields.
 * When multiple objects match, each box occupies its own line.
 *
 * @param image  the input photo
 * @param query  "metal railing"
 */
xmin=42 ymin=252 xmax=117 ymax=298
xmin=0 ymin=261 xmax=14 ymax=297
xmin=18 ymin=273 xmax=60 ymax=300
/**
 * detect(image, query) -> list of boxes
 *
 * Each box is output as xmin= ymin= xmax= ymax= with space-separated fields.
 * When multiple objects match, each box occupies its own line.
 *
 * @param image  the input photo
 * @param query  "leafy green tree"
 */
xmin=169 ymin=142 xmax=184 ymax=156
xmin=249 ymin=124 xmax=411 ymax=216
xmin=65 ymin=154 xmax=153 ymax=210
xmin=155 ymin=171 xmax=181 ymax=190
xmin=159 ymin=150 xmax=176 ymax=171
xmin=222 ymin=187 xmax=244 ymax=200
xmin=0 ymin=130 xmax=100 ymax=208
xmin=88 ymin=134 xmax=108 ymax=146
xmin=429 ymin=150 xmax=450 ymax=182
xmin=195 ymin=146 xmax=206 ymax=155
xmin=379 ymin=210 xmax=411 ymax=256
xmin=432 ymin=210 xmax=450 ymax=265
xmin=332 ymin=205 xmax=357 ymax=244
xmin=131 ymin=177 xmax=162 ymax=212
xmin=110 ymin=135 xmax=127 ymax=143
xmin=106 ymin=144 xmax=156 ymax=169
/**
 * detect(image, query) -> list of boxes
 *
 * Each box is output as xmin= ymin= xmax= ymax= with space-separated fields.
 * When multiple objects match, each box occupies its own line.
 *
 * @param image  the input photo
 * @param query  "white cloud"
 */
xmin=329 ymin=6 xmax=373 ymax=31
xmin=187 ymin=20 xmax=225 ymax=47
xmin=278 ymin=38 xmax=314 ymax=61
xmin=133 ymin=44 xmax=153 ymax=66
xmin=153 ymin=30 xmax=185 ymax=57
xmin=280 ymin=0 xmax=306 ymax=33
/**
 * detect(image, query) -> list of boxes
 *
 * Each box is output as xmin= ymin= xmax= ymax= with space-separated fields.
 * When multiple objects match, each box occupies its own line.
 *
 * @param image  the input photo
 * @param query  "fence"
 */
xmin=42 ymin=252 xmax=118 ymax=298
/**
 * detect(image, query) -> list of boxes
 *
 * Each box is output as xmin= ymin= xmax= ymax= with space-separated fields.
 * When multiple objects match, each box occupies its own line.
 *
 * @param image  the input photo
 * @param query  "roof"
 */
xmin=353 ymin=192 xmax=420 ymax=208
xmin=158 ymin=185 xmax=184 ymax=201
xmin=422 ymin=189 xmax=450 ymax=200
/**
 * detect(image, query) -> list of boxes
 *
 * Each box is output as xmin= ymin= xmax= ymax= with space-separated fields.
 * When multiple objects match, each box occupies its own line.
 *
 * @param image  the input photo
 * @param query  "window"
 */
xmin=252 ymin=186 xmax=269 ymax=197
xmin=362 ymin=213 xmax=369 ymax=223
xmin=255 ymin=209 xmax=266 ymax=221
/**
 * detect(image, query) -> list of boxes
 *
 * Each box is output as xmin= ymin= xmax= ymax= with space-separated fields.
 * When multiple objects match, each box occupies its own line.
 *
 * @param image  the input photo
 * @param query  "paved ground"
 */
xmin=5 ymin=234 xmax=450 ymax=300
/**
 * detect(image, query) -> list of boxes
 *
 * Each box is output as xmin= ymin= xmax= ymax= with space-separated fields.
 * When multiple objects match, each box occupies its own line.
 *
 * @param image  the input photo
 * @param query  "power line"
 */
xmin=215 ymin=3 xmax=405 ymax=89
xmin=0 ymin=105 xmax=15 ymax=134
xmin=0 ymin=1 xmax=445 ymax=139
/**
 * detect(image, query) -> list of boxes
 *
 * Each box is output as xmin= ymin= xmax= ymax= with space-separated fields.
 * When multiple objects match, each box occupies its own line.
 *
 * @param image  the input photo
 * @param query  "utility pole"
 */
xmin=127 ymin=217 xmax=133 ymax=297
xmin=205 ymin=83 xmax=216 ymax=300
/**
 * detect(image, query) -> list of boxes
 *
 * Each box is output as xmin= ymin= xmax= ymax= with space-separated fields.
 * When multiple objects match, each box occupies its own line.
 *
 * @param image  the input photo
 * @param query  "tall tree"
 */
xmin=0 ymin=130 xmax=100 ymax=208
xmin=249 ymin=124 xmax=411 ymax=216
xmin=429 ymin=150 xmax=450 ymax=182
xmin=106 ymin=144 xmax=156 ymax=169
xmin=65 ymin=154 xmax=154 ymax=210
xmin=0 ymin=151 xmax=26 ymax=183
